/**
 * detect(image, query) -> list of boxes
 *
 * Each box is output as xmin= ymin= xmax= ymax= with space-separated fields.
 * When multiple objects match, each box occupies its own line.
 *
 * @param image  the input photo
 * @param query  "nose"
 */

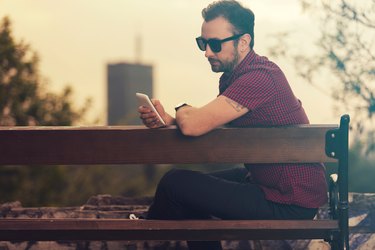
xmin=205 ymin=44 xmax=215 ymax=58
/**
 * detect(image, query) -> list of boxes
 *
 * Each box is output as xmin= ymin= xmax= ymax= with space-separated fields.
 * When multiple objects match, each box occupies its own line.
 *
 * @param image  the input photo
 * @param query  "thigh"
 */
xmin=269 ymin=202 xmax=318 ymax=219
xmin=208 ymin=166 xmax=249 ymax=183
xmin=163 ymin=168 xmax=273 ymax=220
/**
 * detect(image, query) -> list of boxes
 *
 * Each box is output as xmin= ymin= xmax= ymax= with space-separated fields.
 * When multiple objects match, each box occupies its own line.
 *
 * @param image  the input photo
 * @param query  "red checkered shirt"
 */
xmin=219 ymin=50 xmax=327 ymax=208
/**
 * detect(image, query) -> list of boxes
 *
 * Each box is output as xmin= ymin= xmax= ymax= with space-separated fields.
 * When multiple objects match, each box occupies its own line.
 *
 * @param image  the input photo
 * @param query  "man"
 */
xmin=139 ymin=1 xmax=327 ymax=249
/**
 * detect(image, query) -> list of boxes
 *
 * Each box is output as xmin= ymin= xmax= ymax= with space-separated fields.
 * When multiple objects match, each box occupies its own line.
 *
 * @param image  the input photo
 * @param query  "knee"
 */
xmin=158 ymin=168 xmax=187 ymax=189
xmin=159 ymin=168 xmax=182 ymax=185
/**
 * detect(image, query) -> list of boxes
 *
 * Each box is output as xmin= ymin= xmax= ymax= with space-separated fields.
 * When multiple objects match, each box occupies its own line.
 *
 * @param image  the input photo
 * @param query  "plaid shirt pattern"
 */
xmin=219 ymin=50 xmax=327 ymax=208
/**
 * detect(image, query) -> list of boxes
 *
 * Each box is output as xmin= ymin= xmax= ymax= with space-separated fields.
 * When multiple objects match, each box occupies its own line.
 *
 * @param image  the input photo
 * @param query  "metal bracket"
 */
xmin=325 ymin=128 xmax=340 ymax=159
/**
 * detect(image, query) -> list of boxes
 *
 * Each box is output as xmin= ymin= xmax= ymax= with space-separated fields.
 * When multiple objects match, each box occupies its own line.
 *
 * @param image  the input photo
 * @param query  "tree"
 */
xmin=269 ymin=0 xmax=375 ymax=154
xmin=0 ymin=16 xmax=90 ymax=126
xmin=0 ymin=16 xmax=92 ymax=206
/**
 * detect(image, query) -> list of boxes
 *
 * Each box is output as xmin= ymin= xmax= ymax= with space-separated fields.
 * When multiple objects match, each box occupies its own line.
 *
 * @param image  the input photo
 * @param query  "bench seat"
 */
xmin=0 ymin=218 xmax=338 ymax=241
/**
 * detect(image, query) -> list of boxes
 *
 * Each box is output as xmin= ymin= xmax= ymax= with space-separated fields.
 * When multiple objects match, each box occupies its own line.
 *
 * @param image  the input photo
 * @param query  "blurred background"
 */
xmin=0 ymin=0 xmax=374 ymax=206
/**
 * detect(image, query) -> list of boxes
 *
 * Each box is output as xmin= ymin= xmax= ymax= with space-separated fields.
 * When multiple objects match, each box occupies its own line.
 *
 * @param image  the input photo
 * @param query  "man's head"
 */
xmin=196 ymin=0 xmax=255 ymax=73
xmin=202 ymin=0 xmax=255 ymax=49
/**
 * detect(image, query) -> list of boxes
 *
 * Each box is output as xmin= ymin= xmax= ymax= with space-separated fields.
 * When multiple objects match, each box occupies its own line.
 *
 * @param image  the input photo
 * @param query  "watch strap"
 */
xmin=175 ymin=103 xmax=190 ymax=112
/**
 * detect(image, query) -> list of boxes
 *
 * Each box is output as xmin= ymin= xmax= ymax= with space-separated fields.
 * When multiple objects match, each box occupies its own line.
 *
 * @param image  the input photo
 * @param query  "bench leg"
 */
xmin=327 ymin=231 xmax=346 ymax=250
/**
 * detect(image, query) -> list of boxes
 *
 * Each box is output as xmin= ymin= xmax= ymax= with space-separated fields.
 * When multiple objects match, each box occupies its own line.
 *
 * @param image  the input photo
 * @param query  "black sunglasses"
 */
xmin=195 ymin=33 xmax=245 ymax=53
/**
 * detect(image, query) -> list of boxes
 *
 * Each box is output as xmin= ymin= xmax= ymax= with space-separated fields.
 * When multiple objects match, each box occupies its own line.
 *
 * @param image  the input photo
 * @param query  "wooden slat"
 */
xmin=0 ymin=125 xmax=337 ymax=165
xmin=0 ymin=219 xmax=338 ymax=241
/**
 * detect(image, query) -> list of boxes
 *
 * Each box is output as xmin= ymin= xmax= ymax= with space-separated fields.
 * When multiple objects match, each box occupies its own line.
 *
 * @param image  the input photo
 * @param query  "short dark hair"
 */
xmin=202 ymin=0 xmax=255 ymax=49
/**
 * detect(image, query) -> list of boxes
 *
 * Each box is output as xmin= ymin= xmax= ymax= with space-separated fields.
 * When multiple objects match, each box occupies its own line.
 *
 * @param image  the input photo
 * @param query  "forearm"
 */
xmin=174 ymin=96 xmax=249 ymax=136
xmin=175 ymin=106 xmax=209 ymax=136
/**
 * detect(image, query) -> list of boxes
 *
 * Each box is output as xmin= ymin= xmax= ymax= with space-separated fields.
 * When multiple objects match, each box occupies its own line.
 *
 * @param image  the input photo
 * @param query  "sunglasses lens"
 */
xmin=208 ymin=40 xmax=221 ymax=53
xmin=196 ymin=38 xmax=207 ymax=51
xmin=196 ymin=37 xmax=222 ymax=53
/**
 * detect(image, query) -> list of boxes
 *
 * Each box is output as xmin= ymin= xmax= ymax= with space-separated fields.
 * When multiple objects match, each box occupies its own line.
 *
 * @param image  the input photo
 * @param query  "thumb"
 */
xmin=151 ymin=99 xmax=165 ymax=114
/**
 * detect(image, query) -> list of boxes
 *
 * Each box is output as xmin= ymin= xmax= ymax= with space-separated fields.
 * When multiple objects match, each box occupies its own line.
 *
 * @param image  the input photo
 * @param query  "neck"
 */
xmin=239 ymin=48 xmax=251 ymax=62
xmin=229 ymin=49 xmax=250 ymax=73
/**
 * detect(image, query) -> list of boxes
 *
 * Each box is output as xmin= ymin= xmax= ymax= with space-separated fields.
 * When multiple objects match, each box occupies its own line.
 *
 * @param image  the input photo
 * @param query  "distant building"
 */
xmin=107 ymin=63 xmax=153 ymax=125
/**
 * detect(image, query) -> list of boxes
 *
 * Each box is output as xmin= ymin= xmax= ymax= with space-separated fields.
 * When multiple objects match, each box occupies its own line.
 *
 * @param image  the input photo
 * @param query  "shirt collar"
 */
xmin=219 ymin=50 xmax=257 ymax=93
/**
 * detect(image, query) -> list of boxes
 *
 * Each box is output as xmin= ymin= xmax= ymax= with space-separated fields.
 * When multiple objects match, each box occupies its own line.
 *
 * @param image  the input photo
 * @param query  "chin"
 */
xmin=211 ymin=66 xmax=222 ymax=73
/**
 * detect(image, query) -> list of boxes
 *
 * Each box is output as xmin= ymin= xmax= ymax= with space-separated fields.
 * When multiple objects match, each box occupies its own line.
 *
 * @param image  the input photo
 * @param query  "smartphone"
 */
xmin=136 ymin=93 xmax=166 ymax=126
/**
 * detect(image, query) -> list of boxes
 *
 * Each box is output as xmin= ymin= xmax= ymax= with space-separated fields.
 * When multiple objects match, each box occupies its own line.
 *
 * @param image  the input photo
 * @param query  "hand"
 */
xmin=138 ymin=99 xmax=174 ymax=128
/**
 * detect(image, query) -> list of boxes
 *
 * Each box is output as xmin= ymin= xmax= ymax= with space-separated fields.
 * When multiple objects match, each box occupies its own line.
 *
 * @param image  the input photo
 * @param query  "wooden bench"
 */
xmin=0 ymin=114 xmax=350 ymax=250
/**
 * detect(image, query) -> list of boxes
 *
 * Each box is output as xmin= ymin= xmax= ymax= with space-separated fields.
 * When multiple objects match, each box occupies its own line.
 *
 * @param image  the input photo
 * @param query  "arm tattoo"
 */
xmin=225 ymin=98 xmax=245 ymax=112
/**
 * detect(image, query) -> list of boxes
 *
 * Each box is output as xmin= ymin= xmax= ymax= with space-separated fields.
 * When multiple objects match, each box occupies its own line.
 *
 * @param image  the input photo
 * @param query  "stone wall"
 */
xmin=1 ymin=193 xmax=374 ymax=250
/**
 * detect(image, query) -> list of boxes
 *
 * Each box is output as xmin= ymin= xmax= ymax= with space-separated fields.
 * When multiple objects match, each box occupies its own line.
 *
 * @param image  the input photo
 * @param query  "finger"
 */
xmin=141 ymin=116 xmax=159 ymax=127
xmin=140 ymin=112 xmax=157 ymax=120
xmin=138 ymin=105 xmax=152 ymax=113
xmin=145 ymin=117 xmax=158 ymax=124
xmin=142 ymin=119 xmax=156 ymax=128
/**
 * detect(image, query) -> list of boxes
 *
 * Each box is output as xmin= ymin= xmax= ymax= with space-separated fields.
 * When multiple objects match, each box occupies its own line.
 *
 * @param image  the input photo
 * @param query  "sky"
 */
xmin=1 ymin=0 xmax=337 ymax=125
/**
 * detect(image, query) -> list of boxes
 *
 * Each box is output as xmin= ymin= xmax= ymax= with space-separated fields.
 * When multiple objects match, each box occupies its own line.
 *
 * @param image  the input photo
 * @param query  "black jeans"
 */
xmin=147 ymin=167 xmax=318 ymax=250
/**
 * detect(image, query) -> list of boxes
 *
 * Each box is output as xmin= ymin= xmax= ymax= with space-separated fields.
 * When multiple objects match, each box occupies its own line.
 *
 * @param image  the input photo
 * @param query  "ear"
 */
xmin=239 ymin=33 xmax=251 ymax=51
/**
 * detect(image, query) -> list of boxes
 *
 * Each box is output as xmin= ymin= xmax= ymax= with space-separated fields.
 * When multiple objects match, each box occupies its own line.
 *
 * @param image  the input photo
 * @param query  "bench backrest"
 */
xmin=0 ymin=124 xmax=342 ymax=165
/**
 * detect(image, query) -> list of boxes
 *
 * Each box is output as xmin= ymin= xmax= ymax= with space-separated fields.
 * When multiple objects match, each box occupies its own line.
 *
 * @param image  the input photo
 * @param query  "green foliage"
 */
xmin=347 ymin=141 xmax=375 ymax=193
xmin=0 ymin=166 xmax=67 ymax=206
xmin=0 ymin=17 xmax=91 ymax=126
xmin=1 ymin=165 xmax=160 ymax=206
xmin=0 ymin=16 xmax=93 ymax=206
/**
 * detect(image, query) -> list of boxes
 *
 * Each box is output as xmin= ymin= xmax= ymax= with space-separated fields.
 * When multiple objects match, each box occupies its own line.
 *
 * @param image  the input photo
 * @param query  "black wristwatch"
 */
xmin=174 ymin=103 xmax=190 ymax=112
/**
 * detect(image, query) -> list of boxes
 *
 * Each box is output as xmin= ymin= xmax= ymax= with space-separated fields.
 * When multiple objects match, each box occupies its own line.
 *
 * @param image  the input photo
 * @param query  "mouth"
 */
xmin=208 ymin=58 xmax=220 ymax=66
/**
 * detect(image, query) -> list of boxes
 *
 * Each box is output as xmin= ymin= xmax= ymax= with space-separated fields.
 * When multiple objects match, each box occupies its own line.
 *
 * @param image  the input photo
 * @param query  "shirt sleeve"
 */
xmin=221 ymin=70 xmax=277 ymax=111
